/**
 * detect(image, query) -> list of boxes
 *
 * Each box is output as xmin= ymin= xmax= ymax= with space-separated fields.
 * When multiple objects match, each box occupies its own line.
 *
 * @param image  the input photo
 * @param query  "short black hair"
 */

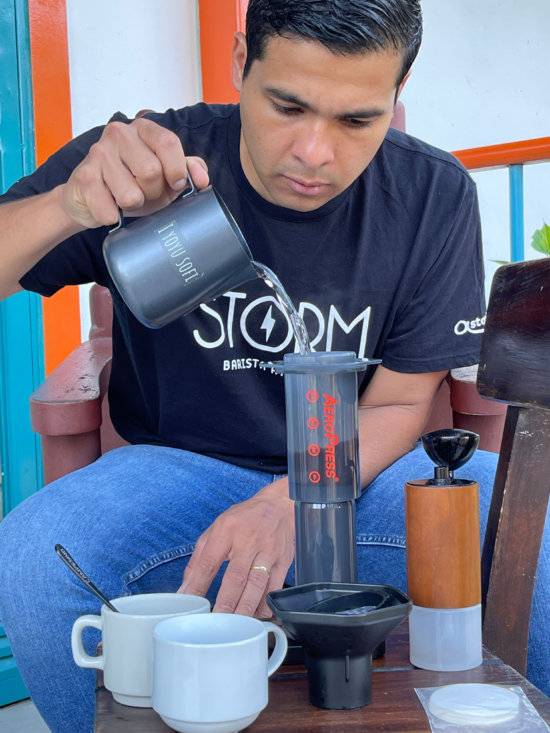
xmin=243 ymin=0 xmax=423 ymax=86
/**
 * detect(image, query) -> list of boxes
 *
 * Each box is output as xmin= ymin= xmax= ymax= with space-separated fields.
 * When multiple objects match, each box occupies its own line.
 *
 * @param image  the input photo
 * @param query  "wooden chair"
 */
xmin=30 ymin=286 xmax=128 ymax=485
xmin=478 ymin=257 xmax=550 ymax=675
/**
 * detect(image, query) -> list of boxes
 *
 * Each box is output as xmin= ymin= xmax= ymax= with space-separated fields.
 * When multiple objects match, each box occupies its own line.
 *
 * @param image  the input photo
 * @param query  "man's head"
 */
xmin=232 ymin=0 xmax=422 ymax=211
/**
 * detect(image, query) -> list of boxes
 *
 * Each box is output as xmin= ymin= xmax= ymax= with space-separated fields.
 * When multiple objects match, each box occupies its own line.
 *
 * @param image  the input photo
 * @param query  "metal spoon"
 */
xmin=55 ymin=544 xmax=119 ymax=612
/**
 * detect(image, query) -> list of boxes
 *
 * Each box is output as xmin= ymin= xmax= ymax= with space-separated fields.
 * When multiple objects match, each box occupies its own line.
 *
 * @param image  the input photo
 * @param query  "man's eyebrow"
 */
xmin=264 ymin=86 xmax=388 ymax=119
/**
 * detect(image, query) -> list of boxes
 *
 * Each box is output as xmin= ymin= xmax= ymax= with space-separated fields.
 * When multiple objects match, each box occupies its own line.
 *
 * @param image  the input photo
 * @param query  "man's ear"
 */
xmin=232 ymin=31 xmax=248 ymax=93
xmin=395 ymin=70 xmax=412 ymax=103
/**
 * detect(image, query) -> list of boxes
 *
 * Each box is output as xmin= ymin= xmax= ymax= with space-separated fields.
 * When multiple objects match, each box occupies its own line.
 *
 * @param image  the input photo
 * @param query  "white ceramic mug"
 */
xmin=71 ymin=593 xmax=210 ymax=707
xmin=152 ymin=613 xmax=288 ymax=733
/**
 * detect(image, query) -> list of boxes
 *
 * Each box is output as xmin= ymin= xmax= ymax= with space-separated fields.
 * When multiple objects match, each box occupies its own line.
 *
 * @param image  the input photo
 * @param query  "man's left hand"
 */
xmin=178 ymin=478 xmax=295 ymax=618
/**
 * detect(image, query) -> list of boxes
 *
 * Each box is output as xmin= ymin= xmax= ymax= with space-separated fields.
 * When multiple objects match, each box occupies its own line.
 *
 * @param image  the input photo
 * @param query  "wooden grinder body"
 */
xmin=405 ymin=479 xmax=481 ymax=609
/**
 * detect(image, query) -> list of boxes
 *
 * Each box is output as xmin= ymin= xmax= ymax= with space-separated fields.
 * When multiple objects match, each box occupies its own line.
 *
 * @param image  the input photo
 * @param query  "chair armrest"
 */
xmin=450 ymin=365 xmax=507 ymax=453
xmin=451 ymin=365 xmax=507 ymax=416
xmin=30 ymin=338 xmax=112 ymax=436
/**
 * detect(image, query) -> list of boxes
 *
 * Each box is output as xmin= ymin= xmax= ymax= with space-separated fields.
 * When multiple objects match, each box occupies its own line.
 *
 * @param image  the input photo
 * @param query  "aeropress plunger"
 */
xmin=263 ymin=352 xmax=412 ymax=709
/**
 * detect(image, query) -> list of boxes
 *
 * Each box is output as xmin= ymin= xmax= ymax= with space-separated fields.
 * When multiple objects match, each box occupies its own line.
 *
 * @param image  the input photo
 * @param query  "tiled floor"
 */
xmin=0 ymin=699 xmax=50 ymax=732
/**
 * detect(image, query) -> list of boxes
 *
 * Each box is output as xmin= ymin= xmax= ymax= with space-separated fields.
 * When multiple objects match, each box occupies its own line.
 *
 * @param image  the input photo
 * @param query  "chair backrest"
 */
xmin=477 ymin=258 xmax=550 ymax=674
xmin=89 ymin=284 xmax=113 ymax=339
xmin=390 ymin=100 xmax=406 ymax=132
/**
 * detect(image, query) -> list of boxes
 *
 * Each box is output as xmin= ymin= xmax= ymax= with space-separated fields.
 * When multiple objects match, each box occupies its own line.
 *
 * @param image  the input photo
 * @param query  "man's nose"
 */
xmin=291 ymin=121 xmax=335 ymax=171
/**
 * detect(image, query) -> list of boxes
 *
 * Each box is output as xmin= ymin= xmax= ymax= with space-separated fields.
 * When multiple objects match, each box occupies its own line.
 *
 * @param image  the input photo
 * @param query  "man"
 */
xmin=0 ymin=1 xmax=548 ymax=731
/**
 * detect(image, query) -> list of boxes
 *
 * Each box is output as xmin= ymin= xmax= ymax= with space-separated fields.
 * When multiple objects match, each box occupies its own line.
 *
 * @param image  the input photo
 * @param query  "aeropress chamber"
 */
xmin=265 ymin=352 xmax=376 ymax=584
xmin=264 ymin=352 xmax=412 ymax=709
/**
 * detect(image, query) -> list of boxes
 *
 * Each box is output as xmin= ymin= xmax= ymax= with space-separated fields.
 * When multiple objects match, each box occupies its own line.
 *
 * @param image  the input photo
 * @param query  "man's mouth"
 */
xmin=283 ymin=176 xmax=330 ymax=197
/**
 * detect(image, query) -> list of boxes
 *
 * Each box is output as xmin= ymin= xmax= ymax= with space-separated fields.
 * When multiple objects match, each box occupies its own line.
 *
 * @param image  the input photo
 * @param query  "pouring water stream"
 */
xmin=253 ymin=261 xmax=312 ymax=356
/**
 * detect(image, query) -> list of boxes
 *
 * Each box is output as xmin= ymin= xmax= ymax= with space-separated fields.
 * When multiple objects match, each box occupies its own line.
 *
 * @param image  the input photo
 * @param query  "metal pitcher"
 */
xmin=103 ymin=177 xmax=257 ymax=328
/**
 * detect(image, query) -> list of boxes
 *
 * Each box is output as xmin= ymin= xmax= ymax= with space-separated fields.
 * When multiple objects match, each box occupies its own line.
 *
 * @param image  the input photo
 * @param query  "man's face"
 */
xmin=233 ymin=34 xmax=406 ymax=212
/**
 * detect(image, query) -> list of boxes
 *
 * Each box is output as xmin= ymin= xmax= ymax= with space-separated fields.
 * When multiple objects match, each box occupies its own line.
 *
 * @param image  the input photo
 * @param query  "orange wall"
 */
xmin=198 ymin=0 xmax=249 ymax=103
xmin=28 ymin=0 xmax=81 ymax=376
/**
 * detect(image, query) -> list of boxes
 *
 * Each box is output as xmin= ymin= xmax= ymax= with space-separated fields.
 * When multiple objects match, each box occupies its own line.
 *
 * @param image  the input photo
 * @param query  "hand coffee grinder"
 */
xmin=405 ymin=428 xmax=482 ymax=671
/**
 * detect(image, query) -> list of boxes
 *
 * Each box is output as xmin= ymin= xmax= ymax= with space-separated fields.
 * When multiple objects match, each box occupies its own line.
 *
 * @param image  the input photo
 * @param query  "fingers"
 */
xmin=254 ymin=561 xmax=289 ymax=619
xmin=178 ymin=485 xmax=295 ymax=618
xmin=132 ymin=119 xmax=187 ymax=195
xmin=215 ymin=555 xmax=269 ymax=616
xmin=231 ymin=559 xmax=272 ymax=617
xmin=133 ymin=118 xmax=210 ymax=191
xmin=99 ymin=147 xmax=147 ymax=211
xmin=178 ymin=530 xmax=210 ymax=593
xmin=64 ymin=118 xmax=210 ymax=229
xmin=105 ymin=141 xmax=164 ymax=204
xmin=70 ymin=160 xmax=120 ymax=227
xmin=102 ymin=120 xmax=179 ymax=206
xmin=179 ymin=555 xmax=196 ymax=591
xmin=178 ymin=529 xmax=231 ymax=599
xmin=185 ymin=157 xmax=210 ymax=190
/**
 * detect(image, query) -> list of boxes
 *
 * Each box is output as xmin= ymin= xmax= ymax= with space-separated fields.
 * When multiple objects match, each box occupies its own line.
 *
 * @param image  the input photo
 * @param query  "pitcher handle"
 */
xmin=109 ymin=169 xmax=196 ymax=234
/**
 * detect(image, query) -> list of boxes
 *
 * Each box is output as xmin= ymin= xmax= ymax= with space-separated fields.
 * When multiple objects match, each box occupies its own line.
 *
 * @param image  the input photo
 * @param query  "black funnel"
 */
xmin=267 ymin=583 xmax=412 ymax=710
xmin=422 ymin=429 xmax=479 ymax=481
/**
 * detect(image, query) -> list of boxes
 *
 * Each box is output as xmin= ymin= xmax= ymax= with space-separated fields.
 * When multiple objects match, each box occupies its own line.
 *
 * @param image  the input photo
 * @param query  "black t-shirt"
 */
xmin=1 ymin=103 xmax=485 ymax=473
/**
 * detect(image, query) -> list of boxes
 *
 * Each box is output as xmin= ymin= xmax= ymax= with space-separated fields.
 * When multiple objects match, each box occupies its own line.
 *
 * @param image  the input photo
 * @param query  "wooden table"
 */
xmin=95 ymin=624 xmax=550 ymax=732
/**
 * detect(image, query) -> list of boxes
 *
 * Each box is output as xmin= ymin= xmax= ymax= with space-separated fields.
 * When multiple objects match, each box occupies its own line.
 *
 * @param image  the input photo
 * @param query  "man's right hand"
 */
xmin=60 ymin=117 xmax=210 ymax=230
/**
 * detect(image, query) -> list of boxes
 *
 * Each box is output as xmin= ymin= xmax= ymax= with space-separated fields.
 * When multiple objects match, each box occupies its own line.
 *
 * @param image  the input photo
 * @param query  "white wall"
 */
xmin=66 ymin=0 xmax=202 ymax=339
xmin=400 ymin=0 xmax=550 ymax=298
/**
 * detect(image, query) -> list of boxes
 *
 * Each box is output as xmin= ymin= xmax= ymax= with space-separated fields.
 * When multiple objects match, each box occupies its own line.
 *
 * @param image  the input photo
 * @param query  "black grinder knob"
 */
xmin=422 ymin=429 xmax=479 ymax=483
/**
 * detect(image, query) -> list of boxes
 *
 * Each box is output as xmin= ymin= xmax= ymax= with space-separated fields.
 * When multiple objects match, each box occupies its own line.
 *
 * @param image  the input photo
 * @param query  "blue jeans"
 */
xmin=0 ymin=444 xmax=548 ymax=732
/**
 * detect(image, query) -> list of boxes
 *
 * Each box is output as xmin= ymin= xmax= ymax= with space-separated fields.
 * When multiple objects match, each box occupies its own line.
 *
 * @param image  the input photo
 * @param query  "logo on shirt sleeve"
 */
xmin=454 ymin=315 xmax=486 ymax=335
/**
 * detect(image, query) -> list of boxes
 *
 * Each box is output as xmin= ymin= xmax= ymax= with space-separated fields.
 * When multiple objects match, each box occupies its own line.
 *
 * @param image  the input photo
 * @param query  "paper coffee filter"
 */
xmin=416 ymin=684 xmax=550 ymax=733
xmin=428 ymin=684 xmax=519 ymax=726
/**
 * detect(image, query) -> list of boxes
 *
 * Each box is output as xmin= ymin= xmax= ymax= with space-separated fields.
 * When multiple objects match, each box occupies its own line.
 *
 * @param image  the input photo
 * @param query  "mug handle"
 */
xmin=71 ymin=614 xmax=104 ymax=669
xmin=109 ymin=170 xmax=197 ymax=234
xmin=263 ymin=622 xmax=288 ymax=677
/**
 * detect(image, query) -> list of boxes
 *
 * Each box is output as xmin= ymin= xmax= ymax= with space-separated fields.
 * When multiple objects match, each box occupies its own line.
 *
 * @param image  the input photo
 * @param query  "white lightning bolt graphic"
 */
xmin=260 ymin=305 xmax=276 ymax=342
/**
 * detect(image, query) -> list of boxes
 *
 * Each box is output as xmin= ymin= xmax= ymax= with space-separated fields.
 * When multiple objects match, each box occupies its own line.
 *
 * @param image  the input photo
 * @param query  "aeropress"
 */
xmin=263 ymin=352 xmax=412 ymax=710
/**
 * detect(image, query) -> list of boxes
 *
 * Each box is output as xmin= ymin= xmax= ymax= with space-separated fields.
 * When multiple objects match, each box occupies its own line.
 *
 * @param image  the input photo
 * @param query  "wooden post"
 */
xmin=481 ymin=406 xmax=550 ymax=675
xmin=477 ymin=259 xmax=550 ymax=674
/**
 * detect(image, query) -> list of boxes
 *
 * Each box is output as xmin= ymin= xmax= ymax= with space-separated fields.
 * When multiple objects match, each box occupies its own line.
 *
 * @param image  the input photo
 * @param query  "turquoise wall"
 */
xmin=0 ymin=0 xmax=45 ymax=707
